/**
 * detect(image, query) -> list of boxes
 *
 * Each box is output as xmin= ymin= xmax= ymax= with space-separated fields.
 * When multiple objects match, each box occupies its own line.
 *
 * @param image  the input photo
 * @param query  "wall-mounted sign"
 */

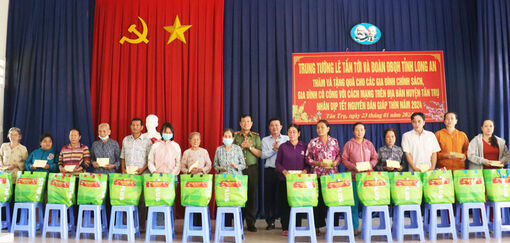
xmin=351 ymin=23 xmax=381 ymax=45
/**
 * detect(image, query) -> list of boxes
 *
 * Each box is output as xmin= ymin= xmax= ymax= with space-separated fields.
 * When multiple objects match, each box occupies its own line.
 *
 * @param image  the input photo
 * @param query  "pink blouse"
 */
xmin=341 ymin=138 xmax=378 ymax=180
xmin=305 ymin=136 xmax=341 ymax=176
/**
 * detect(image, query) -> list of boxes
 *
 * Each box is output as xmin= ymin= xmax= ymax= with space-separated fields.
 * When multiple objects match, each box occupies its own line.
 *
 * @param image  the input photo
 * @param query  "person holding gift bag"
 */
xmin=58 ymin=129 xmax=90 ymax=175
xmin=435 ymin=112 xmax=469 ymax=170
xmin=214 ymin=128 xmax=246 ymax=175
xmin=181 ymin=132 xmax=212 ymax=175
xmin=25 ymin=133 xmax=58 ymax=173
xmin=467 ymin=119 xmax=510 ymax=169
xmin=275 ymin=124 xmax=308 ymax=236
xmin=375 ymin=128 xmax=406 ymax=172
xmin=148 ymin=122 xmax=181 ymax=175
xmin=0 ymin=127 xmax=28 ymax=183
xmin=306 ymin=119 xmax=341 ymax=234
xmin=90 ymin=123 xmax=121 ymax=174
xmin=342 ymin=122 xmax=378 ymax=234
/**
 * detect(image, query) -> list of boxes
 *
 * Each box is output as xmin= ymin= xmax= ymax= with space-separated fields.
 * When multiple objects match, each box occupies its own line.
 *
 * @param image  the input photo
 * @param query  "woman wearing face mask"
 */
xmin=214 ymin=128 xmax=246 ymax=175
xmin=26 ymin=133 xmax=59 ymax=172
xmin=0 ymin=127 xmax=28 ymax=183
xmin=468 ymin=119 xmax=510 ymax=169
xmin=90 ymin=123 xmax=121 ymax=173
xmin=148 ymin=122 xmax=181 ymax=175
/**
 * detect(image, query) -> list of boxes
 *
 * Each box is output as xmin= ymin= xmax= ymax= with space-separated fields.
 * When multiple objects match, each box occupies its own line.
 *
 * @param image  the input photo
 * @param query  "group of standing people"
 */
xmin=260 ymin=112 xmax=510 ymax=236
xmin=0 ymin=112 xmax=509 ymax=235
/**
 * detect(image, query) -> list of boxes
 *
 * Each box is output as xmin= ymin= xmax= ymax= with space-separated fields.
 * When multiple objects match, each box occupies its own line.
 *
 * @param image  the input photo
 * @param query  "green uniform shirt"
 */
xmin=233 ymin=131 xmax=262 ymax=166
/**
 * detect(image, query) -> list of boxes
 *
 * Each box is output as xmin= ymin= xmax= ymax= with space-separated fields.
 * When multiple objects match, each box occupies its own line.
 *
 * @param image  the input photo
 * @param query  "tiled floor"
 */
xmin=5 ymin=219 xmax=509 ymax=243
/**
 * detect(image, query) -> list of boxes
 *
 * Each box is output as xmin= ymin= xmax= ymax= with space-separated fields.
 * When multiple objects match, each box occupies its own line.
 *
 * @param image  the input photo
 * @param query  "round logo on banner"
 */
xmin=350 ymin=23 xmax=381 ymax=45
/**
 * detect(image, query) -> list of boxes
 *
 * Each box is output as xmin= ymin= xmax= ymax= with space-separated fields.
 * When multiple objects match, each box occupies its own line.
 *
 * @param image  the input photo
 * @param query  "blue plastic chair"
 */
xmin=42 ymin=204 xmax=75 ymax=239
xmin=486 ymin=201 xmax=510 ymax=238
xmin=392 ymin=204 xmax=424 ymax=242
xmin=108 ymin=205 xmax=141 ymax=242
xmin=455 ymin=202 xmax=489 ymax=239
xmin=10 ymin=202 xmax=44 ymax=238
xmin=145 ymin=205 xmax=174 ymax=242
xmin=215 ymin=206 xmax=244 ymax=243
xmin=0 ymin=202 xmax=11 ymax=232
xmin=75 ymin=204 xmax=108 ymax=240
xmin=361 ymin=205 xmax=392 ymax=242
xmin=182 ymin=206 xmax=212 ymax=243
xmin=325 ymin=206 xmax=354 ymax=243
xmin=423 ymin=203 xmax=457 ymax=240
xmin=288 ymin=207 xmax=317 ymax=243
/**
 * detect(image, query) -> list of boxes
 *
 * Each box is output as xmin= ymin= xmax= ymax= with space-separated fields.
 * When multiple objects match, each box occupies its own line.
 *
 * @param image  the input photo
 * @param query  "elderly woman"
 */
xmin=275 ymin=124 xmax=308 ymax=236
xmin=214 ymin=128 xmax=246 ymax=174
xmin=342 ymin=122 xmax=378 ymax=234
xmin=0 ymin=127 xmax=28 ymax=183
xmin=148 ymin=122 xmax=181 ymax=175
xmin=181 ymin=132 xmax=212 ymax=174
xmin=25 ymin=133 xmax=58 ymax=172
xmin=58 ymin=129 xmax=90 ymax=174
xmin=305 ymin=120 xmax=341 ymax=234
xmin=468 ymin=119 xmax=510 ymax=169
xmin=375 ymin=128 xmax=405 ymax=171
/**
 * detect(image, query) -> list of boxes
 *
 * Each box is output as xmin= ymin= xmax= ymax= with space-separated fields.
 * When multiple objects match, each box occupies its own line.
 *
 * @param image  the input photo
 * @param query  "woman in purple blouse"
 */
xmin=305 ymin=119 xmax=341 ymax=234
xmin=275 ymin=124 xmax=307 ymax=236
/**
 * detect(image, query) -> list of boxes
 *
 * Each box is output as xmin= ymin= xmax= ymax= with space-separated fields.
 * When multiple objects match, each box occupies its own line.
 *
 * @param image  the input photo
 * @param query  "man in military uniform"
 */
xmin=234 ymin=114 xmax=262 ymax=232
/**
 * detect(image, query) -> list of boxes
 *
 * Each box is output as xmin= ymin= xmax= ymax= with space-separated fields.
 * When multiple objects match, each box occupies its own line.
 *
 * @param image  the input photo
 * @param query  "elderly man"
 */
xmin=90 ymin=123 xmax=121 ymax=173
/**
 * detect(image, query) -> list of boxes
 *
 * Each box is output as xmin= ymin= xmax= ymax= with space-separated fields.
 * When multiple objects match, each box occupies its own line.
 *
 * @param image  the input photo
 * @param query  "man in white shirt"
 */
xmin=261 ymin=118 xmax=289 ymax=230
xmin=120 ymin=117 xmax=152 ymax=230
xmin=402 ymin=112 xmax=441 ymax=172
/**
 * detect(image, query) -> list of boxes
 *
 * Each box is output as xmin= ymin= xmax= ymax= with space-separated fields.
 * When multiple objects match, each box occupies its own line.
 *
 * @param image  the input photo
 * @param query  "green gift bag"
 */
xmin=77 ymin=173 xmax=108 ymax=205
xmin=215 ymin=174 xmax=248 ymax=207
xmin=483 ymin=169 xmax=510 ymax=202
xmin=453 ymin=170 xmax=485 ymax=203
xmin=356 ymin=172 xmax=390 ymax=206
xmin=47 ymin=173 xmax=76 ymax=206
xmin=109 ymin=173 xmax=143 ymax=205
xmin=320 ymin=173 xmax=354 ymax=206
xmin=0 ymin=173 xmax=12 ymax=203
xmin=390 ymin=172 xmax=422 ymax=205
xmin=286 ymin=174 xmax=318 ymax=207
xmin=143 ymin=173 xmax=176 ymax=206
xmin=180 ymin=174 xmax=213 ymax=206
xmin=422 ymin=169 xmax=454 ymax=204
xmin=15 ymin=171 xmax=47 ymax=203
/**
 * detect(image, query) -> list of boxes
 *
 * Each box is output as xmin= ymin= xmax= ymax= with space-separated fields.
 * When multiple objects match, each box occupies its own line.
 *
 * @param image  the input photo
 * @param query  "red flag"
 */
xmin=91 ymin=0 xmax=224 ymax=217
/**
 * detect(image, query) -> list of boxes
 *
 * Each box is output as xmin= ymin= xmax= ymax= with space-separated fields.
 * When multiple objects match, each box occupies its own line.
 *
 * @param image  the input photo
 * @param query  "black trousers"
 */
xmin=242 ymin=165 xmax=258 ymax=227
xmin=280 ymin=180 xmax=304 ymax=231
xmin=264 ymin=167 xmax=280 ymax=224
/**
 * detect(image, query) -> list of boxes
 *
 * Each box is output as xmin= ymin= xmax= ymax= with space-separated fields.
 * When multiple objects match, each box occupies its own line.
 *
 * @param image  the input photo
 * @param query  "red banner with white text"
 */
xmin=292 ymin=51 xmax=447 ymax=124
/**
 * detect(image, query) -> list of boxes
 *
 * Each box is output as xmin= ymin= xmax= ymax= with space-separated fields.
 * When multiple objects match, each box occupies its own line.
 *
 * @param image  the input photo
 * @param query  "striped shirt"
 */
xmin=58 ymin=144 xmax=90 ymax=169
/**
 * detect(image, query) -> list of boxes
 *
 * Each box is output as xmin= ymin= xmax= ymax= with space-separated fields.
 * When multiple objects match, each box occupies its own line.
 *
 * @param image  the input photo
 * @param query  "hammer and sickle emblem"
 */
xmin=119 ymin=16 xmax=149 ymax=44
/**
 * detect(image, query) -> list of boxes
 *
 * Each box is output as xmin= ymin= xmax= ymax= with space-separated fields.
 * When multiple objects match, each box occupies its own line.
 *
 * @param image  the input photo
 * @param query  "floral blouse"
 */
xmin=305 ymin=136 xmax=341 ymax=176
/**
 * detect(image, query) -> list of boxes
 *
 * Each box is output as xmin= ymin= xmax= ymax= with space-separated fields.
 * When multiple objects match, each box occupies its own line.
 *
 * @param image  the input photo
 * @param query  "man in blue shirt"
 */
xmin=261 ymin=118 xmax=289 ymax=230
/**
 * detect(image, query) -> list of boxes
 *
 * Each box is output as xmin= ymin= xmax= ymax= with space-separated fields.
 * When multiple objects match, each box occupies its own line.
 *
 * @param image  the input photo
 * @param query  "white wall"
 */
xmin=0 ymin=0 xmax=9 ymax=143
